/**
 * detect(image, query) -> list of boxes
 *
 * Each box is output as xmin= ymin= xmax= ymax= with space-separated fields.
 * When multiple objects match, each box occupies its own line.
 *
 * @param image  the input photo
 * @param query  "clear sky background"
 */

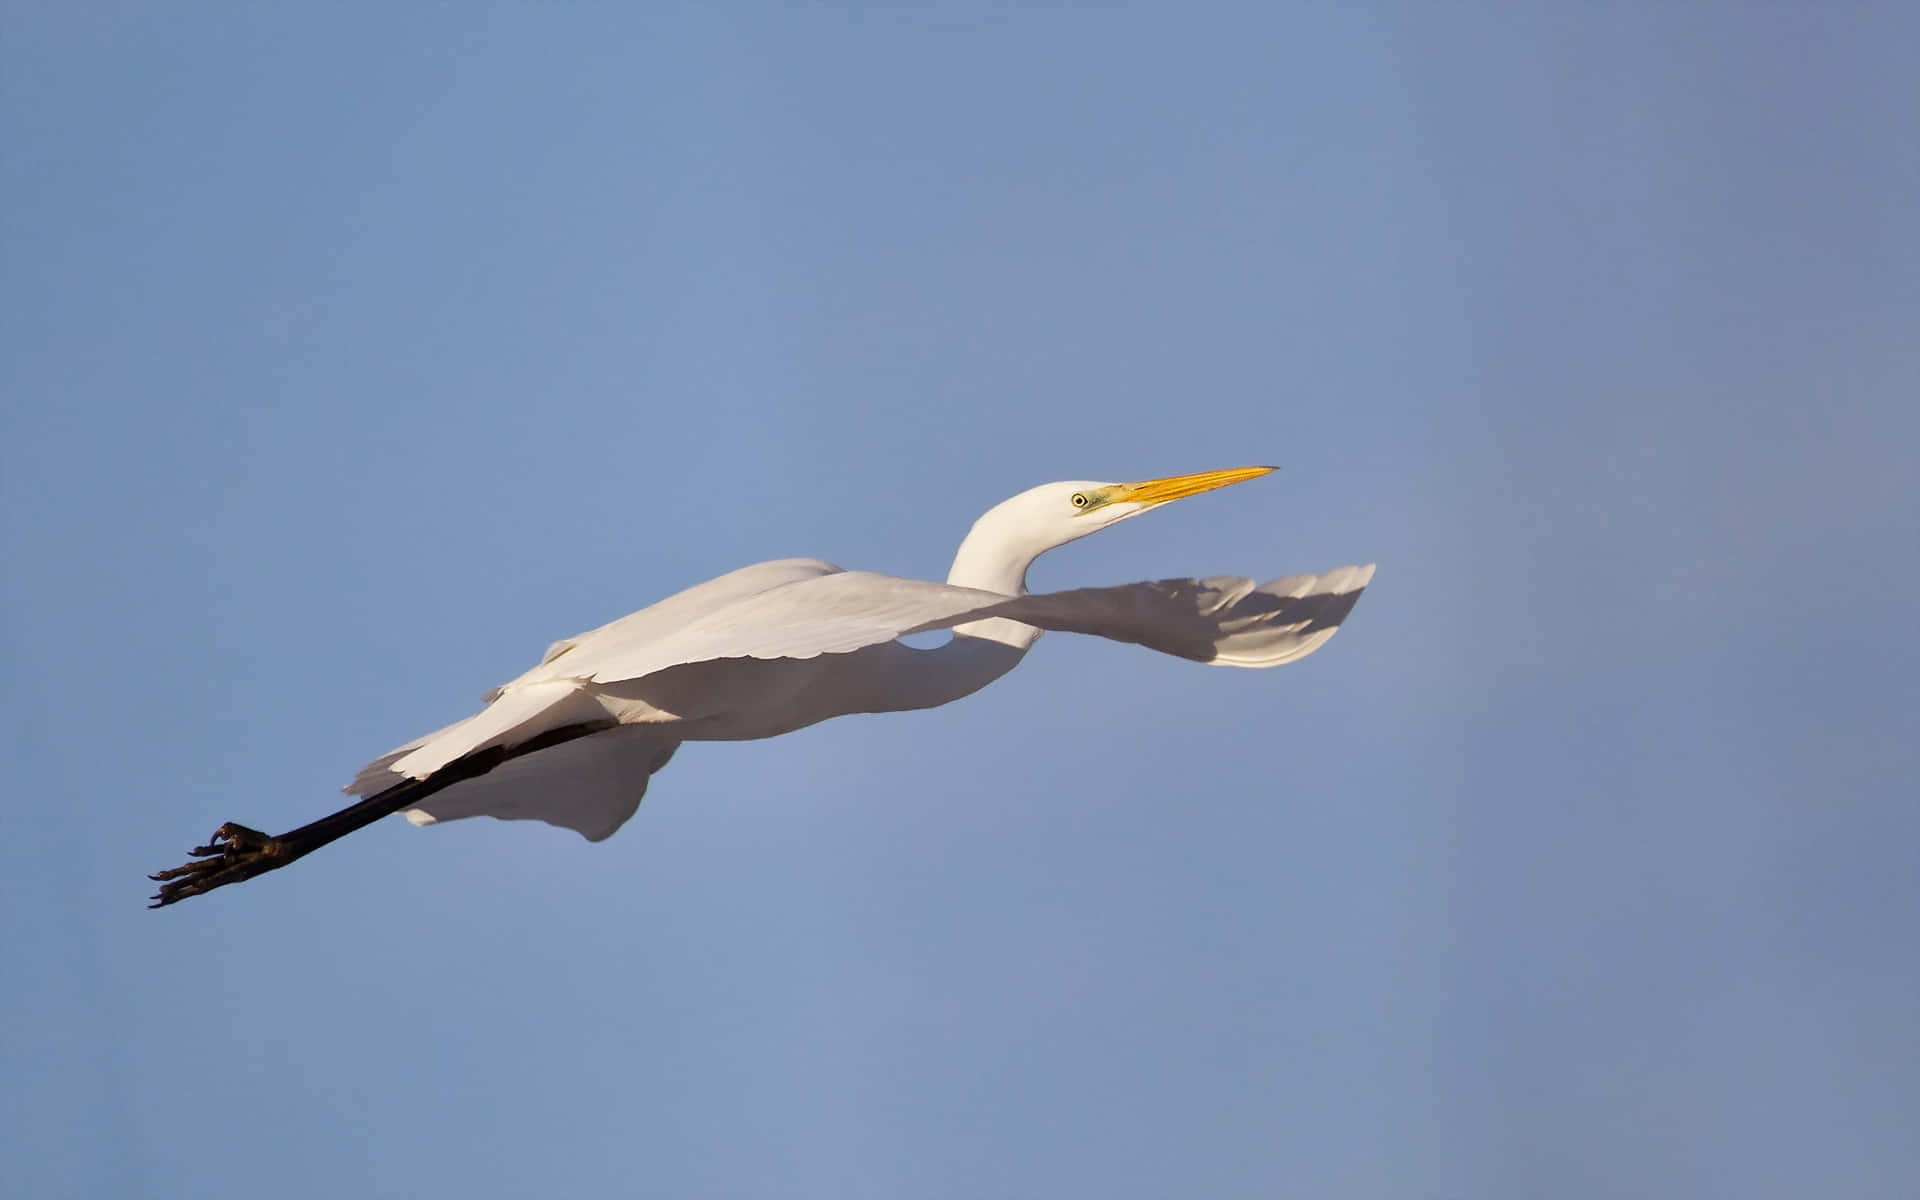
xmin=4 ymin=3 xmax=1916 ymax=1196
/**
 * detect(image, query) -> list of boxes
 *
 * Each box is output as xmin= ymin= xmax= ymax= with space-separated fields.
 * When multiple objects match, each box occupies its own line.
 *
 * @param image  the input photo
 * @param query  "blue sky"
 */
xmin=4 ymin=2 xmax=1916 ymax=1196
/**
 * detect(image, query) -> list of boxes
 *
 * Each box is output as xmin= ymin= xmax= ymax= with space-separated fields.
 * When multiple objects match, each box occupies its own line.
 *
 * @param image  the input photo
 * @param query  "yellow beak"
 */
xmin=1114 ymin=465 xmax=1276 ymax=506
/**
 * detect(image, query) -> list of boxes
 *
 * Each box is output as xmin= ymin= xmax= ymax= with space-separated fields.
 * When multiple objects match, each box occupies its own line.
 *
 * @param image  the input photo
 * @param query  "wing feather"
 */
xmin=400 ymin=727 xmax=679 ymax=841
xmin=483 ymin=557 xmax=843 ymax=699
xmin=558 ymin=564 xmax=1375 ymax=686
xmin=355 ymin=558 xmax=845 ymax=790
xmin=910 ymin=564 xmax=1377 ymax=667
xmin=571 ymin=571 xmax=1013 ymax=683
xmin=349 ymin=560 xmax=1375 ymax=809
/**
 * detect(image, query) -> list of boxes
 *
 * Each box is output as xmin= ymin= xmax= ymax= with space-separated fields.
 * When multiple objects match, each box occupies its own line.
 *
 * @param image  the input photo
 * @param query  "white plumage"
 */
xmin=151 ymin=466 xmax=1374 ymax=906
xmin=369 ymin=557 xmax=1373 ymax=839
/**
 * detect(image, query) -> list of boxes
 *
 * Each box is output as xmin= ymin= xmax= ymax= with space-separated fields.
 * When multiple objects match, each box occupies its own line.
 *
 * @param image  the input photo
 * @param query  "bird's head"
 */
xmin=951 ymin=465 xmax=1277 ymax=593
xmin=1051 ymin=465 xmax=1278 ymax=533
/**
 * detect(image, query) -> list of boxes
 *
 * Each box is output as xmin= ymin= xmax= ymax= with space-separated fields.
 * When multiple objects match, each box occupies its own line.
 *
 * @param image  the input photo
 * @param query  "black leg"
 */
xmin=147 ymin=718 xmax=620 ymax=908
xmin=148 ymin=791 xmax=418 ymax=907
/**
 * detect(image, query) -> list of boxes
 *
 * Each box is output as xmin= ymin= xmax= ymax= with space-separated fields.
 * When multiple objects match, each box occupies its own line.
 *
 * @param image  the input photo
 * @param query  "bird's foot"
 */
xmin=148 ymin=822 xmax=297 ymax=908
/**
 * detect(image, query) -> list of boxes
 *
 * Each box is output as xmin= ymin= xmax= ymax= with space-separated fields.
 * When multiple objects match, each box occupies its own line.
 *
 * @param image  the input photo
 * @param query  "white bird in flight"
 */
xmin=151 ymin=466 xmax=1374 ymax=906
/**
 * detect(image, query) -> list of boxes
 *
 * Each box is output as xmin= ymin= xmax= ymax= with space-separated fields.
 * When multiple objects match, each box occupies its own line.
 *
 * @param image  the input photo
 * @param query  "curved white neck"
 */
xmin=944 ymin=517 xmax=1046 ymax=652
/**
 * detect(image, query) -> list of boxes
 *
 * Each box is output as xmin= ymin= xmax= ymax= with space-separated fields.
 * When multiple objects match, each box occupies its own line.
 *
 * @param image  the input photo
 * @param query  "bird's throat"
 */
xmin=945 ymin=520 xmax=1046 ymax=651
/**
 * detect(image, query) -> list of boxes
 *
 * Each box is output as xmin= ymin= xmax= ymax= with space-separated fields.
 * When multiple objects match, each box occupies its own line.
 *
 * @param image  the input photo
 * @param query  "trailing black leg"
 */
xmin=148 ymin=788 xmax=422 ymax=907
xmin=148 ymin=719 xmax=619 ymax=908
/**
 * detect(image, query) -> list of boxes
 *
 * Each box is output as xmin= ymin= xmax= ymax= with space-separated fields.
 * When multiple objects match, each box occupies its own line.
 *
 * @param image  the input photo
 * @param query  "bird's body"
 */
xmin=151 ymin=467 xmax=1374 ymax=906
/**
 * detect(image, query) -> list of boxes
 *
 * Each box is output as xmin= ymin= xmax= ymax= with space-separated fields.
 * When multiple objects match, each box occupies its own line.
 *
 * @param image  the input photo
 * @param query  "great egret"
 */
xmin=151 ymin=466 xmax=1373 ymax=907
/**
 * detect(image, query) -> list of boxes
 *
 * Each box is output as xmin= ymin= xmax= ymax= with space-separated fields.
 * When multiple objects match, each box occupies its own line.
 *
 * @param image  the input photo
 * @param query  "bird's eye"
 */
xmin=1070 ymin=492 xmax=1091 ymax=509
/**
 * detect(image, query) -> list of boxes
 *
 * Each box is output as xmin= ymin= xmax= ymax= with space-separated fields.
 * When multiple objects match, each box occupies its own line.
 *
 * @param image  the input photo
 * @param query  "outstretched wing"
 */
xmin=562 ymin=563 xmax=1377 ymax=685
xmin=924 ymin=564 xmax=1377 ymax=668
xmin=398 ymin=726 xmax=680 ymax=841
xmin=349 ymin=562 xmax=1374 ymax=835
xmin=492 ymin=556 xmax=844 ymax=698
xmin=347 ymin=557 xmax=843 ymax=794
